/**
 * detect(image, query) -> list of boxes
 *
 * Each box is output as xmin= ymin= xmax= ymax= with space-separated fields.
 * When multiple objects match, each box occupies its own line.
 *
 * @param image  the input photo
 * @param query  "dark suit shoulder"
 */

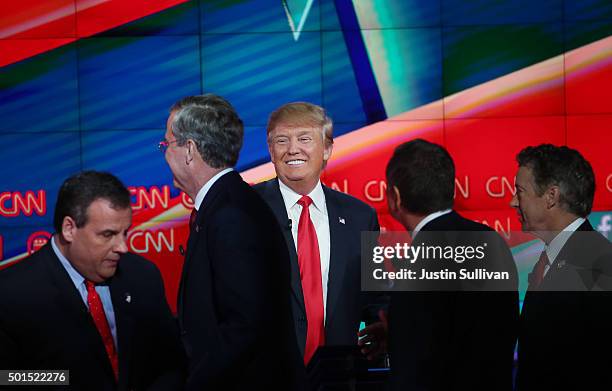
xmin=0 ymin=246 xmax=52 ymax=294
xmin=252 ymin=178 xmax=273 ymax=195
xmin=424 ymin=210 xmax=495 ymax=233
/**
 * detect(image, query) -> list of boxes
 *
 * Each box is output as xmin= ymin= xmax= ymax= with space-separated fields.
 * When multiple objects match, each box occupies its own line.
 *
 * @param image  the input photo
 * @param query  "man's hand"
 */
xmin=357 ymin=309 xmax=388 ymax=361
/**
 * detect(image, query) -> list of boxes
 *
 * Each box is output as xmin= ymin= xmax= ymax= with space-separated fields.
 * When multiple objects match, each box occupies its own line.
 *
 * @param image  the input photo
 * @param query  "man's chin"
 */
xmin=173 ymin=178 xmax=184 ymax=191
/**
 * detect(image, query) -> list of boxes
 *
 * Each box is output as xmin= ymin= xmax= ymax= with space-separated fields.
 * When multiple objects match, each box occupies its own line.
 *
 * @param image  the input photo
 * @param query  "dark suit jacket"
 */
xmin=178 ymin=171 xmax=297 ymax=390
xmin=516 ymin=220 xmax=612 ymax=391
xmin=388 ymin=211 xmax=519 ymax=391
xmin=0 ymin=243 xmax=185 ymax=391
xmin=254 ymin=179 xmax=381 ymax=357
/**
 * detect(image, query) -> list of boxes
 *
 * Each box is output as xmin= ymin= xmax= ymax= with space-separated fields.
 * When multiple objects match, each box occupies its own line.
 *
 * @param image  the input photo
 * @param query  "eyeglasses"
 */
xmin=158 ymin=139 xmax=178 ymax=153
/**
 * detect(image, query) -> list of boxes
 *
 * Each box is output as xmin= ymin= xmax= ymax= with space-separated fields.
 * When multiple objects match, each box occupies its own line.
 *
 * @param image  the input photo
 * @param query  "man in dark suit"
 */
xmin=163 ymin=95 xmax=296 ymax=390
xmin=0 ymin=171 xmax=184 ymax=390
xmin=385 ymin=139 xmax=519 ymax=391
xmin=253 ymin=102 xmax=383 ymax=375
xmin=512 ymin=144 xmax=612 ymax=391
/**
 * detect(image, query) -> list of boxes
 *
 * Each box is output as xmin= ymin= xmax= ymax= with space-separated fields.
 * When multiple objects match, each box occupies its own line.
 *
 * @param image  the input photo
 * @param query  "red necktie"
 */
xmin=297 ymin=195 xmax=325 ymax=364
xmin=530 ymin=250 xmax=549 ymax=288
xmin=86 ymin=280 xmax=119 ymax=380
xmin=189 ymin=208 xmax=198 ymax=233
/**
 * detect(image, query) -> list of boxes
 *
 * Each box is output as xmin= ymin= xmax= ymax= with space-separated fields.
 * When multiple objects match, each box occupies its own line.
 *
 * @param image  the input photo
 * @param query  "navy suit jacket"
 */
xmin=178 ymin=171 xmax=298 ymax=390
xmin=0 ymin=243 xmax=185 ymax=391
xmin=388 ymin=211 xmax=519 ymax=391
xmin=254 ymin=178 xmax=381 ymax=358
xmin=517 ymin=220 xmax=612 ymax=391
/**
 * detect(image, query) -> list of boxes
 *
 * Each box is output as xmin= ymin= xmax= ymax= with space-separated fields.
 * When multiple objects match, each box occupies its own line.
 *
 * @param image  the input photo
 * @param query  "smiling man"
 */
xmin=254 ymin=102 xmax=383 ymax=384
xmin=511 ymin=144 xmax=612 ymax=391
xmin=0 ymin=171 xmax=184 ymax=390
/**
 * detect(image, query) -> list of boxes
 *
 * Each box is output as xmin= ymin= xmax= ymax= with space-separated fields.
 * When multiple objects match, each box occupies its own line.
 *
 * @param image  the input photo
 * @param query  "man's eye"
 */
xmin=276 ymin=139 xmax=288 ymax=144
xmin=299 ymin=137 xmax=311 ymax=142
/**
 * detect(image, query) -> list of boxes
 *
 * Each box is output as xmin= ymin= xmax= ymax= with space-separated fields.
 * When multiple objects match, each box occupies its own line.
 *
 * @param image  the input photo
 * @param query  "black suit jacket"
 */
xmin=388 ymin=211 xmax=519 ymax=391
xmin=516 ymin=220 xmax=612 ymax=391
xmin=178 ymin=171 xmax=297 ymax=390
xmin=0 ymin=243 xmax=185 ymax=391
xmin=254 ymin=178 xmax=381 ymax=357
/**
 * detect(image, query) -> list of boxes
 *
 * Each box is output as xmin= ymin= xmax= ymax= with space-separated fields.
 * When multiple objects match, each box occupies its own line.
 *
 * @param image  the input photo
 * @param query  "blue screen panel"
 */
xmin=78 ymin=36 xmax=201 ymax=130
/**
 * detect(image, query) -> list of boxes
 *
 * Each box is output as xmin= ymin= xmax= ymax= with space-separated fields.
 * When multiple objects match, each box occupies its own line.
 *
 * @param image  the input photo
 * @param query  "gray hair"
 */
xmin=170 ymin=94 xmax=244 ymax=169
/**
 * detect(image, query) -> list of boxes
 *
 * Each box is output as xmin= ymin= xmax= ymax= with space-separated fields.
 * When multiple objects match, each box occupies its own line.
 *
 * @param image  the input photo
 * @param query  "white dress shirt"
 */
xmin=51 ymin=235 xmax=118 ymax=346
xmin=278 ymin=179 xmax=331 ymax=322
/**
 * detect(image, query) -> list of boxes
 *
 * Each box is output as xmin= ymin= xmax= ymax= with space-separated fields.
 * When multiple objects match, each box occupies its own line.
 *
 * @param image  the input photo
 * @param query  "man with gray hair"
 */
xmin=511 ymin=144 xmax=612 ymax=391
xmin=162 ymin=94 xmax=297 ymax=390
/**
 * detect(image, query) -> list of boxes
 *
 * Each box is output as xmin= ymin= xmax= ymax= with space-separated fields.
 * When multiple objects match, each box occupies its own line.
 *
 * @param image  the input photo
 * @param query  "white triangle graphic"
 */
xmin=282 ymin=0 xmax=315 ymax=42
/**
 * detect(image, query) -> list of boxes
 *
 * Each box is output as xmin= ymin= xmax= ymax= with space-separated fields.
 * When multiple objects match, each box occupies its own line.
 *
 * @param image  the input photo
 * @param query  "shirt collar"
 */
xmin=545 ymin=217 xmax=586 ymax=263
xmin=413 ymin=209 xmax=453 ymax=238
xmin=194 ymin=168 xmax=234 ymax=211
xmin=51 ymin=235 xmax=85 ymax=288
xmin=278 ymin=179 xmax=326 ymax=214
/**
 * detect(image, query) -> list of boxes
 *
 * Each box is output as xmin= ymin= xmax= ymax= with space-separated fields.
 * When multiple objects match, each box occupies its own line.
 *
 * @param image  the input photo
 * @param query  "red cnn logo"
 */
xmin=0 ymin=190 xmax=46 ymax=217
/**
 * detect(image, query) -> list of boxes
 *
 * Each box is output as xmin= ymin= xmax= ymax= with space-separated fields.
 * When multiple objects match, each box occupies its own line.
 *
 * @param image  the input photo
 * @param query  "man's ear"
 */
xmin=545 ymin=185 xmax=560 ymax=209
xmin=323 ymin=141 xmax=333 ymax=162
xmin=61 ymin=216 xmax=77 ymax=243
xmin=388 ymin=185 xmax=402 ymax=213
xmin=185 ymin=139 xmax=196 ymax=164
xmin=267 ymin=139 xmax=274 ymax=161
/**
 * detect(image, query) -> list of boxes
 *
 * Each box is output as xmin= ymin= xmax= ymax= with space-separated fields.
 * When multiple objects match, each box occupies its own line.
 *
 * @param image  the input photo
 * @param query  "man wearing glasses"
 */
xmin=161 ymin=94 xmax=299 ymax=390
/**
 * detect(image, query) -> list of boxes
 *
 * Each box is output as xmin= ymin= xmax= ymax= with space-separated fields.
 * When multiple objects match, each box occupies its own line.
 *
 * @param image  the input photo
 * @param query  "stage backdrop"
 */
xmin=1 ymin=0 xmax=611 ymax=310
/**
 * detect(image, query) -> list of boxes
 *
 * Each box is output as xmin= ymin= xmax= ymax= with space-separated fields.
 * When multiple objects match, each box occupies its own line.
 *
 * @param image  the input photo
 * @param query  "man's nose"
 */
xmin=509 ymin=193 xmax=518 ymax=209
xmin=288 ymin=138 xmax=300 ymax=154
xmin=114 ymin=236 xmax=129 ymax=254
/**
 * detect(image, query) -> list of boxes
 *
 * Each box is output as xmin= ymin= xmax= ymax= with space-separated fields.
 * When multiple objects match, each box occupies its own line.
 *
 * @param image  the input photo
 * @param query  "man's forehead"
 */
xmin=516 ymin=166 xmax=535 ymax=186
xmin=272 ymin=124 xmax=320 ymax=134
xmin=87 ymin=199 xmax=131 ymax=219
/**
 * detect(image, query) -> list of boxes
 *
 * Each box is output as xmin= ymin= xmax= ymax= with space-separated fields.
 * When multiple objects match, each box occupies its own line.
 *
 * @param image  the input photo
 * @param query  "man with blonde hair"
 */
xmin=254 ymin=102 xmax=383 ymax=384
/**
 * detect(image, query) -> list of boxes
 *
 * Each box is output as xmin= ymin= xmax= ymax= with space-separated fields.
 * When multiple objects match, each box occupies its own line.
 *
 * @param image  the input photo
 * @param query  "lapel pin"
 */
xmin=195 ymin=225 xmax=200 ymax=233
xmin=339 ymin=217 xmax=345 ymax=225
xmin=557 ymin=260 xmax=566 ymax=269
xmin=125 ymin=293 xmax=131 ymax=303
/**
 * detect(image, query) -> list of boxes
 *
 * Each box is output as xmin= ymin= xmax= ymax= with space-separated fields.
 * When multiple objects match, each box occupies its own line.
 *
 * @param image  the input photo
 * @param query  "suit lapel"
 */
xmin=323 ymin=186 xmax=349 ymax=329
xmin=43 ymin=243 xmax=117 ymax=382
xmin=110 ymin=270 xmax=135 ymax=389
xmin=178 ymin=171 xmax=236 ymax=322
xmin=263 ymin=179 xmax=305 ymax=314
xmin=541 ymin=220 xmax=594 ymax=287
xmin=177 ymin=214 xmax=202 ymax=322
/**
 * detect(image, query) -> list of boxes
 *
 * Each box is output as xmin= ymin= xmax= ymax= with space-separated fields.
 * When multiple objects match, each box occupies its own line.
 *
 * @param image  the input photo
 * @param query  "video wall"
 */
xmin=1 ymin=0 xmax=611 ymax=309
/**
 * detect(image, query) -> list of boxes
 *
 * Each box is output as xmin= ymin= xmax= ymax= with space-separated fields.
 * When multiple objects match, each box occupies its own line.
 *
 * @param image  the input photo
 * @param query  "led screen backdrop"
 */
xmin=1 ymin=0 xmax=611 ymax=309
